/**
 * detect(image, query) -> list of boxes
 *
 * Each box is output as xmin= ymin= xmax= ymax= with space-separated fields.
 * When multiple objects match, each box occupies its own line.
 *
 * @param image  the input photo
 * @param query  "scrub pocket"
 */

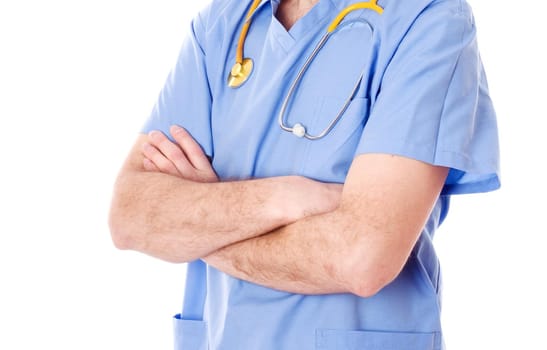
xmin=301 ymin=96 xmax=370 ymax=178
xmin=315 ymin=329 xmax=439 ymax=350
xmin=173 ymin=314 xmax=208 ymax=350
xmin=309 ymin=96 xmax=369 ymax=143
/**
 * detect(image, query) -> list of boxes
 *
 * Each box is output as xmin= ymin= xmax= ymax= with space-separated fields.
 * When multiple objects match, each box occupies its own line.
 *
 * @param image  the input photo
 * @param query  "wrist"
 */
xmin=268 ymin=176 xmax=311 ymax=223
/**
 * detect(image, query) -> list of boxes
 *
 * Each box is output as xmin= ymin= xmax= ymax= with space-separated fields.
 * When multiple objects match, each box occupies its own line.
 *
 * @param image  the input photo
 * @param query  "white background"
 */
xmin=0 ymin=1 xmax=545 ymax=349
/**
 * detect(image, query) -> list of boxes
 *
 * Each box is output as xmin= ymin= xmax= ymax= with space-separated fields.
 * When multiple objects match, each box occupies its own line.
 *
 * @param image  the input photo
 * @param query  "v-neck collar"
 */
xmin=253 ymin=0 xmax=336 ymax=50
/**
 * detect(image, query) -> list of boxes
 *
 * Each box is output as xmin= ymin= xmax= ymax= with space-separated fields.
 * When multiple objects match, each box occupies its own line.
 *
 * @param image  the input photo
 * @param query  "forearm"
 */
xmin=133 ymin=132 xmax=447 ymax=295
xmin=110 ymin=169 xmax=304 ymax=263
xmin=204 ymin=208 xmax=362 ymax=295
xmin=110 ymin=133 xmax=342 ymax=264
xmin=203 ymin=154 xmax=448 ymax=297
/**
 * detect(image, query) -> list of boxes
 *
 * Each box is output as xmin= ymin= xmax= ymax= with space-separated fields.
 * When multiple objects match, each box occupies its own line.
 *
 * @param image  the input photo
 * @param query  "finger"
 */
xmin=148 ymin=130 xmax=194 ymax=175
xmin=141 ymin=141 xmax=181 ymax=177
xmin=142 ymin=157 xmax=160 ymax=172
xmin=170 ymin=125 xmax=213 ymax=171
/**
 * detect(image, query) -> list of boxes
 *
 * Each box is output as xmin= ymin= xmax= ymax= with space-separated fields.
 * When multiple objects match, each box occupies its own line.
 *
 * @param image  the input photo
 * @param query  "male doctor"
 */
xmin=108 ymin=0 xmax=500 ymax=349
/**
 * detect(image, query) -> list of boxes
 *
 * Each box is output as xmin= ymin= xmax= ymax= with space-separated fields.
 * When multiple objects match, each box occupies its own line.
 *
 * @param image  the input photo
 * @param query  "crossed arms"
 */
xmin=108 ymin=125 xmax=448 ymax=297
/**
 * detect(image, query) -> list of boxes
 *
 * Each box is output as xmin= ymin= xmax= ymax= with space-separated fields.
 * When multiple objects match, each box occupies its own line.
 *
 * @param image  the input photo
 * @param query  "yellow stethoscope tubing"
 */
xmin=236 ymin=0 xmax=383 ymax=61
xmin=227 ymin=0 xmax=262 ymax=87
xmin=327 ymin=1 xmax=383 ymax=33
xmin=230 ymin=1 xmax=383 ymax=88
xmin=235 ymin=0 xmax=262 ymax=64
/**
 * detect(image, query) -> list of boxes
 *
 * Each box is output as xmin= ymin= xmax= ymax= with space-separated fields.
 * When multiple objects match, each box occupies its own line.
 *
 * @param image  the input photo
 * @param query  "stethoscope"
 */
xmin=227 ymin=0 xmax=384 ymax=140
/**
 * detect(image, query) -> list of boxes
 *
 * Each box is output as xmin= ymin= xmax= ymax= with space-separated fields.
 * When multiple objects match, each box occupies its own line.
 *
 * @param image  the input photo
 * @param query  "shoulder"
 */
xmin=196 ymin=0 xmax=253 ymax=34
xmin=374 ymin=0 xmax=477 ymax=62
xmin=189 ymin=0 xmax=250 ymax=56
xmin=379 ymin=0 xmax=475 ymax=32
xmin=381 ymin=0 xmax=472 ymax=17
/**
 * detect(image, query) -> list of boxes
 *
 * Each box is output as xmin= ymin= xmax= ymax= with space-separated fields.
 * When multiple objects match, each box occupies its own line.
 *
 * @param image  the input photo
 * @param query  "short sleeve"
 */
xmin=141 ymin=11 xmax=213 ymax=157
xmin=356 ymin=1 xmax=500 ymax=195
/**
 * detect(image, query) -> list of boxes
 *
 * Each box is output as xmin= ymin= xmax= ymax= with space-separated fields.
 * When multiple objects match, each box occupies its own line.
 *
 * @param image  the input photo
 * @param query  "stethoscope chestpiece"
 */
xmin=227 ymin=58 xmax=254 ymax=88
xmin=228 ymin=0 xmax=261 ymax=88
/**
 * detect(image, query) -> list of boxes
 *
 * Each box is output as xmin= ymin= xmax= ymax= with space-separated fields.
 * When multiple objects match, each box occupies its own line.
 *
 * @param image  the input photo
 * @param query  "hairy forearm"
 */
xmin=204 ymin=207 xmax=370 ymax=296
xmin=128 ymin=134 xmax=446 ymax=296
xmin=202 ymin=153 xmax=447 ymax=297
xmin=109 ymin=170 xmax=307 ymax=263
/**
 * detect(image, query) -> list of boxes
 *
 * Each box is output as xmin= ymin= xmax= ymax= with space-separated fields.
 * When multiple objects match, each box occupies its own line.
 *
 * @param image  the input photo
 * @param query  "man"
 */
xmin=109 ymin=0 xmax=500 ymax=349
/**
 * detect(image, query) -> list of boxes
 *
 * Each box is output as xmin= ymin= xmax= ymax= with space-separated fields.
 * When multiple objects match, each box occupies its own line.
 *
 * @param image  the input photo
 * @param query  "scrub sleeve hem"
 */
xmin=354 ymin=142 xmax=500 ymax=195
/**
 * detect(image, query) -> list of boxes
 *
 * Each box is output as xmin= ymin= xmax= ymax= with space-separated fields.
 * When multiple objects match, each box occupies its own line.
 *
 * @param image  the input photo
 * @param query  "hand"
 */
xmin=281 ymin=176 xmax=343 ymax=221
xmin=142 ymin=125 xmax=218 ymax=183
xmin=142 ymin=126 xmax=342 ymax=219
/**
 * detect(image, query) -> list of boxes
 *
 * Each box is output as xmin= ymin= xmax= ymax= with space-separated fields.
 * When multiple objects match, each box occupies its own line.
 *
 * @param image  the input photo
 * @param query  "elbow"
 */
xmin=340 ymin=251 xmax=402 ymax=298
xmin=108 ymin=199 xmax=195 ymax=264
xmin=108 ymin=173 xmax=141 ymax=251
xmin=108 ymin=191 xmax=143 ymax=251
xmin=346 ymin=270 xmax=396 ymax=298
xmin=108 ymin=207 xmax=137 ymax=251
xmin=108 ymin=221 xmax=132 ymax=251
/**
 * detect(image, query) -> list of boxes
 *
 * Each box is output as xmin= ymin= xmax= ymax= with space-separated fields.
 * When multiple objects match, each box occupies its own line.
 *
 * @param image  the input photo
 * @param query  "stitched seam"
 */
xmin=432 ymin=13 xmax=467 ymax=163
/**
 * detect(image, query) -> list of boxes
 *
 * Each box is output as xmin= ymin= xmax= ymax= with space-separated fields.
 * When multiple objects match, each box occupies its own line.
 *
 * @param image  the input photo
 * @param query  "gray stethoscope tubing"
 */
xmin=277 ymin=19 xmax=372 ymax=140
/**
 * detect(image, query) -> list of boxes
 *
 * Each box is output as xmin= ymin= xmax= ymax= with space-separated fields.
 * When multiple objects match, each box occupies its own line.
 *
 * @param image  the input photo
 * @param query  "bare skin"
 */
xmin=134 ymin=128 xmax=449 ymax=297
xmin=276 ymin=0 xmax=319 ymax=30
xmin=109 ymin=126 xmax=341 ymax=263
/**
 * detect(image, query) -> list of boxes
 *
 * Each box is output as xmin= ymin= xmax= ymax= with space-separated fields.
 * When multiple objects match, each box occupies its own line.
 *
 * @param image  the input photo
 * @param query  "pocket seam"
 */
xmin=315 ymin=328 xmax=439 ymax=350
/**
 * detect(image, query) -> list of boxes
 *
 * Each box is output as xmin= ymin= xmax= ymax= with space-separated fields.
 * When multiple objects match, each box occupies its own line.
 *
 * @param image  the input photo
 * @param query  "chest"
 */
xmin=207 ymin=3 xmax=382 ymax=181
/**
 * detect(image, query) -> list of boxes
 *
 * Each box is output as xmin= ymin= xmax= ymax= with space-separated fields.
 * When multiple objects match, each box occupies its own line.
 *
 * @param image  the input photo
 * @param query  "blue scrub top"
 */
xmin=142 ymin=0 xmax=500 ymax=349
